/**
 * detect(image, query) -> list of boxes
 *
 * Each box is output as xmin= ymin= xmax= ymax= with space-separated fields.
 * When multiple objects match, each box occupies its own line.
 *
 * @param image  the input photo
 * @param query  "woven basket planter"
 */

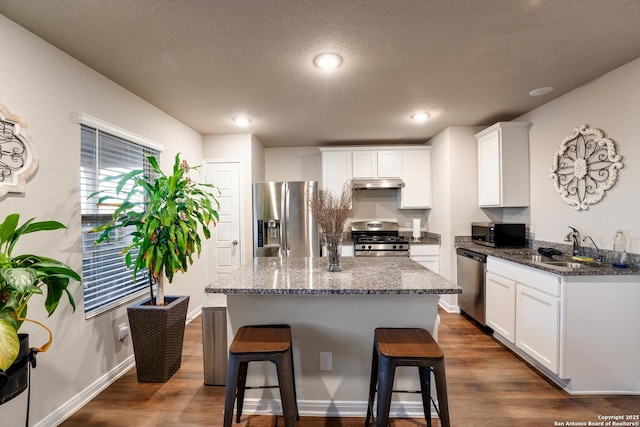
xmin=127 ymin=295 xmax=189 ymax=383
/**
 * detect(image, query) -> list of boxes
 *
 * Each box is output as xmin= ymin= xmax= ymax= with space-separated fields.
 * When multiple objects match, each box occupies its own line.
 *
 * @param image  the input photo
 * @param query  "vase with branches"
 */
xmin=309 ymin=185 xmax=355 ymax=271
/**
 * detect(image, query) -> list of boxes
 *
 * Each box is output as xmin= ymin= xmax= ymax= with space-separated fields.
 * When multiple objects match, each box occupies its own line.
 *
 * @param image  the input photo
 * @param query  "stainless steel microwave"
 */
xmin=471 ymin=222 xmax=526 ymax=248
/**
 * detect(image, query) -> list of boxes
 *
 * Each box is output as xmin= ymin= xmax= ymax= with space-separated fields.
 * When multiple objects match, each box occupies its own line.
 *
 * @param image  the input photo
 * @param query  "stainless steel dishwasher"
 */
xmin=456 ymin=247 xmax=488 ymax=327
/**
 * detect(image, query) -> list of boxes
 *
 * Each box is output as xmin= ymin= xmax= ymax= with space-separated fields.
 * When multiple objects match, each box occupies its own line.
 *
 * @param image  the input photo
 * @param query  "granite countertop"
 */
xmin=205 ymin=257 xmax=461 ymax=295
xmin=400 ymin=231 xmax=440 ymax=245
xmin=456 ymin=242 xmax=640 ymax=276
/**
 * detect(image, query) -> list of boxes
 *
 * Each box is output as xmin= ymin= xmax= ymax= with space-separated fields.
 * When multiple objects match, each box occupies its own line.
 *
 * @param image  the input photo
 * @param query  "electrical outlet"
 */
xmin=320 ymin=352 xmax=332 ymax=371
xmin=116 ymin=323 xmax=129 ymax=342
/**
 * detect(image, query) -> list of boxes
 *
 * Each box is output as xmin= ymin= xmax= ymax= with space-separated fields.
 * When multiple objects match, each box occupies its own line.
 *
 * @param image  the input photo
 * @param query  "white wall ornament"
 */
xmin=550 ymin=124 xmax=623 ymax=211
xmin=0 ymin=103 xmax=38 ymax=198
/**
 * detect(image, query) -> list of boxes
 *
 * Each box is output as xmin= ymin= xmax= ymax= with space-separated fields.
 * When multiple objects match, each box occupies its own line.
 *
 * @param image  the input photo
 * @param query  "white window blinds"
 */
xmin=80 ymin=124 xmax=160 ymax=316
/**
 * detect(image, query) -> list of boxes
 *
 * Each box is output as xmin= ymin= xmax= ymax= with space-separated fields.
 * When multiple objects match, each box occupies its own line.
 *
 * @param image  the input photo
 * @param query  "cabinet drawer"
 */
xmin=487 ymin=257 xmax=561 ymax=297
xmin=409 ymin=244 xmax=439 ymax=256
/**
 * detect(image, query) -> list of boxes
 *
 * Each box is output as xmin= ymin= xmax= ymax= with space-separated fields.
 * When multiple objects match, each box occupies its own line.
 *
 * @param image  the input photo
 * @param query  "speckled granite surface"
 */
xmin=400 ymin=231 xmax=440 ymax=245
xmin=205 ymin=257 xmax=460 ymax=295
xmin=456 ymin=241 xmax=640 ymax=276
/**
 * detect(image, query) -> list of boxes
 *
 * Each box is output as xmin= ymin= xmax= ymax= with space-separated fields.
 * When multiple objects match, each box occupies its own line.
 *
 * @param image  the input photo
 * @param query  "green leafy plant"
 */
xmin=0 ymin=214 xmax=80 ymax=371
xmin=91 ymin=153 xmax=219 ymax=306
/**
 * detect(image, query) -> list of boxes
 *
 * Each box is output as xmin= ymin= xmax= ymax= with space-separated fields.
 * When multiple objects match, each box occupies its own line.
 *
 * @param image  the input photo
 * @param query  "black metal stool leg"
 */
xmin=224 ymin=355 xmax=241 ymax=427
xmin=365 ymin=343 xmax=378 ymax=427
xmin=235 ymin=361 xmax=249 ymax=423
xmin=419 ymin=367 xmax=432 ymax=427
xmin=375 ymin=356 xmax=395 ymax=427
xmin=275 ymin=351 xmax=297 ymax=427
xmin=288 ymin=343 xmax=300 ymax=421
xmin=433 ymin=359 xmax=450 ymax=427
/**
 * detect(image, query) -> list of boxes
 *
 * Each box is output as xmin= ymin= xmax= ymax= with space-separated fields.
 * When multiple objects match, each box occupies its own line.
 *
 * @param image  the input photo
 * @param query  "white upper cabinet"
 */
xmin=320 ymin=150 xmax=352 ymax=195
xmin=352 ymin=151 xmax=377 ymax=178
xmin=320 ymin=146 xmax=431 ymax=209
xmin=352 ymin=150 xmax=402 ymax=178
xmin=476 ymin=122 xmax=530 ymax=207
xmin=397 ymin=149 xmax=431 ymax=209
xmin=376 ymin=151 xmax=402 ymax=178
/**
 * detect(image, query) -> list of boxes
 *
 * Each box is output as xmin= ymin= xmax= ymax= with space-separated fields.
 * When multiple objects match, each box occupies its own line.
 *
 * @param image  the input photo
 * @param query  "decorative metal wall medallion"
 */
xmin=550 ymin=125 xmax=623 ymax=210
xmin=0 ymin=104 xmax=38 ymax=198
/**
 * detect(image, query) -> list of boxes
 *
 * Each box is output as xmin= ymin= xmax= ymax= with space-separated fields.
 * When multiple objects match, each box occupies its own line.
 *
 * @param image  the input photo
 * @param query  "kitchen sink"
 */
xmin=519 ymin=255 xmax=554 ymax=263
xmin=542 ymin=261 xmax=587 ymax=269
xmin=513 ymin=254 xmax=595 ymax=271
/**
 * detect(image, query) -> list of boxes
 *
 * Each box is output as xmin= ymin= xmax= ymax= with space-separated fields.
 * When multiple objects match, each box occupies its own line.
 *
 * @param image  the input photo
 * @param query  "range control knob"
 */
xmin=361 ymin=245 xmax=366 ymax=250
xmin=367 ymin=245 xmax=372 ymax=250
xmin=392 ymin=245 xmax=397 ymax=249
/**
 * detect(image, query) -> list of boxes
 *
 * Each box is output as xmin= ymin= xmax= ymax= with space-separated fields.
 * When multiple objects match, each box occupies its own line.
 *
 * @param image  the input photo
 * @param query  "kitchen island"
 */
xmin=205 ymin=257 xmax=460 ymax=417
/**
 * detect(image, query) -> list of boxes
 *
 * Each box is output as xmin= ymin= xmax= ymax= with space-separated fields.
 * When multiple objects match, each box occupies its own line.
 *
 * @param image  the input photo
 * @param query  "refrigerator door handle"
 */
xmin=280 ymin=183 xmax=288 ymax=257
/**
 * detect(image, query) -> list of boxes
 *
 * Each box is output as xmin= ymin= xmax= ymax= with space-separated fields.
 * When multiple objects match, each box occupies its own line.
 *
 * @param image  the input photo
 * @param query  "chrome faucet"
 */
xmin=564 ymin=226 xmax=581 ymax=256
xmin=582 ymin=235 xmax=604 ymax=263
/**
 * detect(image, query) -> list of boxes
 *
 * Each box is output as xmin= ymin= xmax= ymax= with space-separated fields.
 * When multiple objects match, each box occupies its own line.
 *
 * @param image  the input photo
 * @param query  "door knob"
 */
xmin=232 ymin=240 xmax=238 ymax=245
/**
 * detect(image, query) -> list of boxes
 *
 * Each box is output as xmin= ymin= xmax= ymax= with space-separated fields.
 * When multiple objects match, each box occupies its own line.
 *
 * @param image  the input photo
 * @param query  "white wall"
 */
xmin=518 ymin=57 xmax=640 ymax=253
xmin=0 ymin=16 xmax=205 ymax=425
xmin=264 ymin=146 xmax=321 ymax=182
xmin=429 ymin=126 xmax=485 ymax=308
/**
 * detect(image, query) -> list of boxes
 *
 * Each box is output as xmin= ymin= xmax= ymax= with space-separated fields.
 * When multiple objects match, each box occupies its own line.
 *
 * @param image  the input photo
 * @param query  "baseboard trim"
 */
xmin=35 ymin=354 xmax=136 ymax=427
xmin=437 ymin=300 xmax=459 ymax=313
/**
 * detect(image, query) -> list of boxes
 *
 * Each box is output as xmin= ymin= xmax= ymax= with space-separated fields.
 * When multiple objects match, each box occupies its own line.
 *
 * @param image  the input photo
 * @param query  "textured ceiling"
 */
xmin=2 ymin=0 xmax=640 ymax=147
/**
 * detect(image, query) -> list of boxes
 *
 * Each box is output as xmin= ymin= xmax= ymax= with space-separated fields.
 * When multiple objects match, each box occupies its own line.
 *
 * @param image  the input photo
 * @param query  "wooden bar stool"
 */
xmin=223 ymin=324 xmax=299 ymax=427
xmin=365 ymin=328 xmax=450 ymax=427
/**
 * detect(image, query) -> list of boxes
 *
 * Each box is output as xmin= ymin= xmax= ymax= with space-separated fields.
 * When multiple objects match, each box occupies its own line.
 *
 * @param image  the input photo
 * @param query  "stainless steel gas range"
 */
xmin=351 ymin=220 xmax=409 ymax=257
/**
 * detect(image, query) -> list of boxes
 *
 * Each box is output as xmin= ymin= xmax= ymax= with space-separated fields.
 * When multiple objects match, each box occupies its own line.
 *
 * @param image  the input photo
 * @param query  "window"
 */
xmin=79 ymin=116 xmax=162 ymax=317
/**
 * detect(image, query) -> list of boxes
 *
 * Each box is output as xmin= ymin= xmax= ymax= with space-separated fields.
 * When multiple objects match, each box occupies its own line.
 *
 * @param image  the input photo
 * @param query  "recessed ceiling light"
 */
xmin=313 ymin=53 xmax=343 ymax=70
xmin=232 ymin=116 xmax=251 ymax=127
xmin=529 ymin=86 xmax=554 ymax=96
xmin=410 ymin=112 xmax=430 ymax=122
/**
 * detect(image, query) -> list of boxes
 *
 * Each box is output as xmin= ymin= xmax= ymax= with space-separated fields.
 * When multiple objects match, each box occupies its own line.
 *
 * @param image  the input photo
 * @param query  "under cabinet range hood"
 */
xmin=350 ymin=178 xmax=405 ymax=190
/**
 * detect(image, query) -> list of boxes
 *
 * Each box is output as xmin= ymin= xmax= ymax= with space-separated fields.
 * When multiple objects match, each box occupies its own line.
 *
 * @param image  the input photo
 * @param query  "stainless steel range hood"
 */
xmin=350 ymin=178 xmax=405 ymax=190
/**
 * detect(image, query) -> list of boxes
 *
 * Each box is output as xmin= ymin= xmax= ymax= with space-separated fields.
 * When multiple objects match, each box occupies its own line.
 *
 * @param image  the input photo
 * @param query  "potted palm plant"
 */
xmin=0 ymin=214 xmax=80 ymax=404
xmin=91 ymin=153 xmax=219 ymax=382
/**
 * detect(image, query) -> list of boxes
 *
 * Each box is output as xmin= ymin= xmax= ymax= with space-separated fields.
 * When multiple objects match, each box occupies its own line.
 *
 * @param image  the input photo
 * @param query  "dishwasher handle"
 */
xmin=456 ymin=247 xmax=487 ymax=263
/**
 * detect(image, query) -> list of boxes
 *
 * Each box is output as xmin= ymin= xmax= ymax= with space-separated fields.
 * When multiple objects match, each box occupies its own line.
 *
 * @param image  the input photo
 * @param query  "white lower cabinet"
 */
xmin=486 ymin=257 xmax=561 ymax=375
xmin=409 ymin=245 xmax=439 ymax=274
xmin=485 ymin=272 xmax=516 ymax=343
xmin=486 ymin=256 xmax=640 ymax=394
xmin=515 ymin=283 xmax=560 ymax=373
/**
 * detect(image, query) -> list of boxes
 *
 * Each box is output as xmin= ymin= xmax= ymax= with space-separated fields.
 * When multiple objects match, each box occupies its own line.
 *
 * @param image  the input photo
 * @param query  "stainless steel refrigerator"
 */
xmin=253 ymin=181 xmax=320 ymax=258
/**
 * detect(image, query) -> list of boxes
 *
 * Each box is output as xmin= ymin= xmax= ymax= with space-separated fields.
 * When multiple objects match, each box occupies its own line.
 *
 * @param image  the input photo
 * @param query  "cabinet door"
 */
xmin=352 ymin=151 xmax=377 ymax=178
xmin=486 ymin=272 xmax=516 ymax=343
xmin=322 ymin=151 xmax=352 ymax=195
xmin=411 ymin=256 xmax=439 ymax=274
xmin=398 ymin=149 xmax=431 ymax=208
xmin=377 ymin=151 xmax=402 ymax=178
xmin=477 ymin=129 xmax=502 ymax=206
xmin=516 ymin=284 xmax=560 ymax=374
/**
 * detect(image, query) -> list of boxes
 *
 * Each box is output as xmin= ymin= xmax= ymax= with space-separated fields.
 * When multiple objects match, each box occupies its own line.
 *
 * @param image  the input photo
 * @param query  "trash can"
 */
xmin=201 ymin=307 xmax=228 ymax=385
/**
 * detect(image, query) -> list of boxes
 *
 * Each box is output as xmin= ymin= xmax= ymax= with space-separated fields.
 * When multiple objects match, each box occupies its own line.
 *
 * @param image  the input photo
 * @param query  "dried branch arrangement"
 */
xmin=309 ymin=185 xmax=356 ymax=234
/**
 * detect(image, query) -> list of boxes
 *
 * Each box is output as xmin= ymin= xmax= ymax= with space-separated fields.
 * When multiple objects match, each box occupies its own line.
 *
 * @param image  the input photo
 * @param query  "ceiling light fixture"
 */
xmin=313 ymin=53 xmax=343 ymax=70
xmin=529 ymin=86 xmax=554 ymax=96
xmin=232 ymin=116 xmax=251 ymax=127
xmin=410 ymin=112 xmax=430 ymax=122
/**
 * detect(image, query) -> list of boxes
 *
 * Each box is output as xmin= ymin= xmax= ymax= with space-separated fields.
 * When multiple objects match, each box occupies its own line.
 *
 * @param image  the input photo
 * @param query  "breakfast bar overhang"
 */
xmin=205 ymin=257 xmax=461 ymax=418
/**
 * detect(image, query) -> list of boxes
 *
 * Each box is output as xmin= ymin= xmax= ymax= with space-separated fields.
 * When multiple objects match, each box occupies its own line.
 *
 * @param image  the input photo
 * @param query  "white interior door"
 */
xmin=204 ymin=162 xmax=241 ymax=284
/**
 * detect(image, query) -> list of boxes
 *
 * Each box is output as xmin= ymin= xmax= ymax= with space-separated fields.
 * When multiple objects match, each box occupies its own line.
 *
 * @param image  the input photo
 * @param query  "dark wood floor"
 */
xmin=62 ymin=310 xmax=639 ymax=426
